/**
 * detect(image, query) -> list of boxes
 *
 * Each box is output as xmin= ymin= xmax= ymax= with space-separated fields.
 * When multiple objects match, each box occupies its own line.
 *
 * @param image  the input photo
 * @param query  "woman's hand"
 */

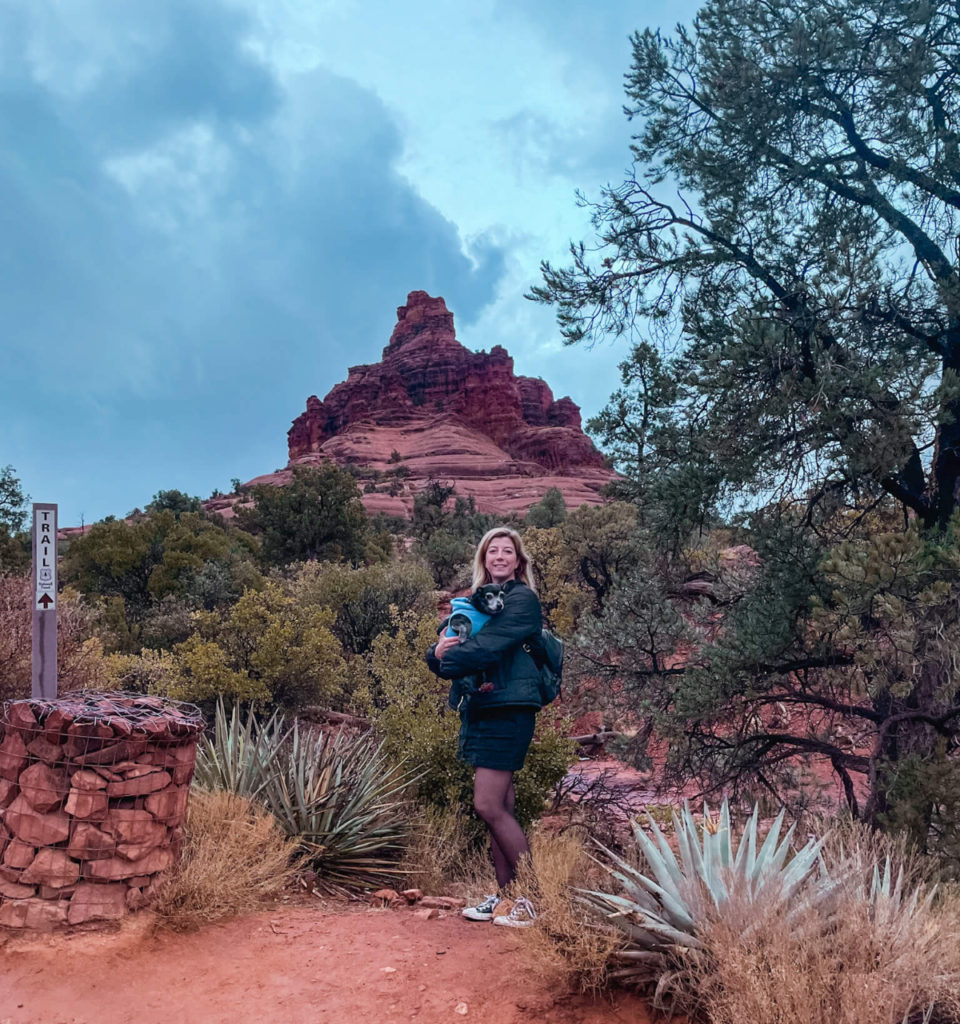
xmin=435 ymin=634 xmax=461 ymax=660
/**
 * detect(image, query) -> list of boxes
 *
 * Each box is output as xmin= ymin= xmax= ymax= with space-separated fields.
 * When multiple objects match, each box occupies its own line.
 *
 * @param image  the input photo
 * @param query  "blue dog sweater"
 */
xmin=444 ymin=596 xmax=492 ymax=638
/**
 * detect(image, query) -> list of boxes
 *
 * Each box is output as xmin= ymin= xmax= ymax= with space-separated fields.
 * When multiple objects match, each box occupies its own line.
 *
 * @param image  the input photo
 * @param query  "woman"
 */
xmin=426 ymin=526 xmax=545 ymax=929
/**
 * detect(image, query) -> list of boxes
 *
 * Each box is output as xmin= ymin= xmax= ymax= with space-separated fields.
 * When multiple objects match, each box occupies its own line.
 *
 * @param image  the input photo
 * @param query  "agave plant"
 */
xmin=193 ymin=699 xmax=288 ymax=799
xmin=261 ymin=720 xmax=420 ymax=892
xmin=579 ymin=800 xmax=836 ymax=1000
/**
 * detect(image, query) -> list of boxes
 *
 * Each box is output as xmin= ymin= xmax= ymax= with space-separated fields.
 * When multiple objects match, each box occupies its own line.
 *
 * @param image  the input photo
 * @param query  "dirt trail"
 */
xmin=0 ymin=904 xmax=652 ymax=1024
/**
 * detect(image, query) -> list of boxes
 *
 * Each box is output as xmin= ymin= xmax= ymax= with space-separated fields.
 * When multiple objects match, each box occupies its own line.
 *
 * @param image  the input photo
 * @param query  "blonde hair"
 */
xmin=471 ymin=526 xmax=536 ymax=592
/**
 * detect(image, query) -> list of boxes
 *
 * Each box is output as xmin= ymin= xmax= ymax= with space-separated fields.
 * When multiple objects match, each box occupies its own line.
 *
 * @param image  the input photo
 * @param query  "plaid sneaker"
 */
xmin=492 ymin=896 xmax=536 ymax=928
xmin=461 ymin=894 xmax=500 ymax=921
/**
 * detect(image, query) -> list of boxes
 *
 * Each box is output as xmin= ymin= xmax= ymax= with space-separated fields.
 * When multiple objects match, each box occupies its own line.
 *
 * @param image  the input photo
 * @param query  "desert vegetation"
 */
xmin=521 ymin=0 xmax=960 ymax=1015
xmin=517 ymin=807 xmax=960 ymax=1024
xmin=0 ymin=467 xmax=575 ymax=916
xmin=531 ymin=0 xmax=960 ymax=870
xmin=151 ymin=789 xmax=299 ymax=931
xmin=4 ymin=0 xmax=960 ymax=1017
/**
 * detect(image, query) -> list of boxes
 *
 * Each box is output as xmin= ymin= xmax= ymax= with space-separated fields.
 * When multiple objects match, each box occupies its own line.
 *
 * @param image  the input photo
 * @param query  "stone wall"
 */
xmin=0 ymin=692 xmax=203 ymax=930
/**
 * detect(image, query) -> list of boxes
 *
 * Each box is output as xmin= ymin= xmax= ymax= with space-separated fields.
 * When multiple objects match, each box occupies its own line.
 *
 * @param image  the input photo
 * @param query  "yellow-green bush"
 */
xmin=108 ymin=582 xmax=347 ymax=709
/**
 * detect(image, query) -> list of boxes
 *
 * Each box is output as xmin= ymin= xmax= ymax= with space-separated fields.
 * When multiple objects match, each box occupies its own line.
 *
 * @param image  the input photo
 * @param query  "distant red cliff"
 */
xmin=211 ymin=291 xmax=617 ymax=519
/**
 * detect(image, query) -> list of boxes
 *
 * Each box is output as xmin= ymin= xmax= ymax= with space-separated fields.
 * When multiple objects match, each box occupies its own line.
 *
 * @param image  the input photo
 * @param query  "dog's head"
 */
xmin=471 ymin=583 xmax=505 ymax=616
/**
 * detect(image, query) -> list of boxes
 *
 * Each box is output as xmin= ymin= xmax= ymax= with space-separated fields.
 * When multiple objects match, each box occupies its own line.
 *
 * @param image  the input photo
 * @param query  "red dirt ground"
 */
xmin=0 ymin=904 xmax=654 ymax=1024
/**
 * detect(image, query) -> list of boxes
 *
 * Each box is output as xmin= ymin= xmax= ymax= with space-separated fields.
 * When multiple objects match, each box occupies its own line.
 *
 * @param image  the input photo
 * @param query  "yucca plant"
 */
xmin=193 ymin=699 xmax=288 ymax=799
xmin=580 ymin=800 xmax=836 ymax=1004
xmin=261 ymin=720 xmax=419 ymax=892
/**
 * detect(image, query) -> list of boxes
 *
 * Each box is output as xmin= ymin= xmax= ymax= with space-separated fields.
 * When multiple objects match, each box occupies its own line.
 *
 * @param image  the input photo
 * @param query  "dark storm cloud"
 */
xmin=0 ymin=0 xmax=506 ymax=520
xmin=488 ymin=0 xmax=701 ymax=186
xmin=77 ymin=2 xmax=282 ymax=148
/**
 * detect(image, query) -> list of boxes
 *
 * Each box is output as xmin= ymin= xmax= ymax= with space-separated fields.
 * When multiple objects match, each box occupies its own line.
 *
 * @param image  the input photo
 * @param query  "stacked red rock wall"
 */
xmin=0 ymin=693 xmax=202 ymax=930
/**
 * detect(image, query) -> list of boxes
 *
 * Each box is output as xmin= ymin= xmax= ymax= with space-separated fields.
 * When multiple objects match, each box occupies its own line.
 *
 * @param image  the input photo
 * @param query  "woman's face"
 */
xmin=485 ymin=535 xmax=519 ymax=584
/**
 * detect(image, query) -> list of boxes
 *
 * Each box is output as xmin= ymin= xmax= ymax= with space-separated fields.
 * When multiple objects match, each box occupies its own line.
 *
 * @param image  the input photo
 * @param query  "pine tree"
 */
xmin=533 ymin=0 xmax=960 ymax=837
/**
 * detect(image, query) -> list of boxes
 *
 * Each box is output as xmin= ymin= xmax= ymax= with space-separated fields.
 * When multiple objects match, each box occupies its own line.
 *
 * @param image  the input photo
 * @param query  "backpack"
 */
xmin=524 ymin=629 xmax=564 ymax=705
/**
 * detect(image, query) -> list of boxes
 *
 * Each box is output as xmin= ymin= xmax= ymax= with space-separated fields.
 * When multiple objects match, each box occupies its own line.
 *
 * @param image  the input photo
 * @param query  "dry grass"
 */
xmin=665 ymin=819 xmax=960 ymax=1022
xmin=398 ymin=811 xmax=621 ymax=990
xmin=152 ymin=789 xmax=300 ymax=931
xmin=397 ymin=806 xmax=494 ymax=895
xmin=818 ymin=812 xmax=930 ymax=888
xmin=512 ymin=829 xmax=621 ymax=996
xmin=520 ymin=812 xmax=960 ymax=1022
xmin=691 ymin=883 xmax=960 ymax=1024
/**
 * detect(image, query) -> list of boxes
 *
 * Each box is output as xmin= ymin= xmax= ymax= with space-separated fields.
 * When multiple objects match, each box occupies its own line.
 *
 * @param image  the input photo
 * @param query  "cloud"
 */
xmin=501 ymin=0 xmax=700 ymax=67
xmin=1 ymin=0 xmax=507 ymax=520
xmin=490 ymin=108 xmax=632 ymax=185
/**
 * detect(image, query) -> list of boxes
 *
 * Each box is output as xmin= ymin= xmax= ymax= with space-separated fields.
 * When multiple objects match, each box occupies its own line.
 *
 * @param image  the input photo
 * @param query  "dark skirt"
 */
xmin=458 ymin=706 xmax=537 ymax=772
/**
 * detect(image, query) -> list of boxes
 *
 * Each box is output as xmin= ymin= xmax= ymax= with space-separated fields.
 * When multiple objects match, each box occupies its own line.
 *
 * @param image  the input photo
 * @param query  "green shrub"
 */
xmin=878 ymin=745 xmax=960 ymax=881
xmin=410 ymin=483 xmax=499 ymax=587
xmin=61 ymin=508 xmax=261 ymax=652
xmin=235 ymin=464 xmax=371 ymax=568
xmin=525 ymin=487 xmax=568 ymax=529
xmin=420 ymin=529 xmax=473 ymax=588
xmin=288 ymin=560 xmax=435 ymax=655
xmin=167 ymin=583 xmax=348 ymax=709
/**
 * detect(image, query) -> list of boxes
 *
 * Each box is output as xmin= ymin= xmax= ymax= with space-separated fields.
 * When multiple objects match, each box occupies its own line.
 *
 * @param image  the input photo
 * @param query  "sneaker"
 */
xmin=492 ymin=896 xmax=536 ymax=928
xmin=461 ymin=894 xmax=500 ymax=921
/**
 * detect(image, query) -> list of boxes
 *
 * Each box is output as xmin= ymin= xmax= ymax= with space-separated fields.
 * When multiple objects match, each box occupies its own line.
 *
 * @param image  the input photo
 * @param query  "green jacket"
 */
xmin=426 ymin=580 xmax=544 ymax=711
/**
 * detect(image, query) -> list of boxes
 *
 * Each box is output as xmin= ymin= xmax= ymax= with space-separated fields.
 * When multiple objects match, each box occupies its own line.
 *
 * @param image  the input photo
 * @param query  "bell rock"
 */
xmin=217 ymin=291 xmax=617 ymax=518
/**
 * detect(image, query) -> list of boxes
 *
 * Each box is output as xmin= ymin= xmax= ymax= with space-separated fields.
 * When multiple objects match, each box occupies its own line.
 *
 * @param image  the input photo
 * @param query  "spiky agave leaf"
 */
xmin=578 ymin=798 xmax=829 ymax=999
xmin=864 ymin=855 xmax=936 ymax=930
xmin=193 ymin=699 xmax=288 ymax=799
xmin=262 ymin=721 xmax=419 ymax=891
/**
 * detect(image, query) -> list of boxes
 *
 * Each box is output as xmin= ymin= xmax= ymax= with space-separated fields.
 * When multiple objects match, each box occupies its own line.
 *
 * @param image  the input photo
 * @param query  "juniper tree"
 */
xmin=237 ymin=464 xmax=370 ymax=568
xmin=0 ymin=465 xmax=29 ymax=571
xmin=533 ymin=0 xmax=960 ymax=843
xmin=0 ymin=465 xmax=28 ymax=535
xmin=525 ymin=486 xmax=568 ymax=529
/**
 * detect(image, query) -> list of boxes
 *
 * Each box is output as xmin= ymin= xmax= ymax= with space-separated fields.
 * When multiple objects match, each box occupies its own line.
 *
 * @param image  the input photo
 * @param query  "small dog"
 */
xmin=447 ymin=583 xmax=506 ymax=641
xmin=471 ymin=583 xmax=506 ymax=616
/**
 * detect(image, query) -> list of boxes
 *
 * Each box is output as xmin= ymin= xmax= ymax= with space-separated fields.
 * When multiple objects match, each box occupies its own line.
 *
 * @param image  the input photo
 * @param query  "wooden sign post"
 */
xmin=32 ymin=502 xmax=58 ymax=699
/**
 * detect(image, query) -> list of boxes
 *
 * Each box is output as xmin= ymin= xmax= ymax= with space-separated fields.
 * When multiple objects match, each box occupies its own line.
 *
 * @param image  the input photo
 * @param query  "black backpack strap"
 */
xmin=522 ymin=630 xmax=546 ymax=667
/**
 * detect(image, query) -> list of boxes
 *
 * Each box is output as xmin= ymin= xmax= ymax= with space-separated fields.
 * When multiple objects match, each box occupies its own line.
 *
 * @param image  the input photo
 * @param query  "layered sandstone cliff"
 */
xmin=215 ymin=291 xmax=616 ymax=519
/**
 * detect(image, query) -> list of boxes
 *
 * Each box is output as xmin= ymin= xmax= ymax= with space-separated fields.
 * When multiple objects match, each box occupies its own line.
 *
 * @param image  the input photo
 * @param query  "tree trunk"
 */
xmin=932 ymin=329 xmax=960 ymax=532
xmin=862 ymin=666 xmax=943 ymax=839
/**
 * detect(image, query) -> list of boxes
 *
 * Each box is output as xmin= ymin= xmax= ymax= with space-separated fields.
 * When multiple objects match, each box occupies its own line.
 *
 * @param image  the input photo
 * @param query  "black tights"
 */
xmin=473 ymin=767 xmax=531 ymax=889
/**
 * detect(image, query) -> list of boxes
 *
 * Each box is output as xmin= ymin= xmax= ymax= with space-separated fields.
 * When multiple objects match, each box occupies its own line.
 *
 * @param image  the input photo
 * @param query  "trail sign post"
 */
xmin=32 ymin=503 xmax=57 ymax=699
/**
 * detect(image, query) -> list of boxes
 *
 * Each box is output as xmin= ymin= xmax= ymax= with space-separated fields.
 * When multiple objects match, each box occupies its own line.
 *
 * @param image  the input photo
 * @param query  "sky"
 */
xmin=1 ymin=0 xmax=701 ymax=526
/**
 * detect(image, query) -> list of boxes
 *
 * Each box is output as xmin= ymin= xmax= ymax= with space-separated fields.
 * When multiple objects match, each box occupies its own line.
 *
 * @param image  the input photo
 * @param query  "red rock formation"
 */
xmin=271 ymin=291 xmax=617 ymax=518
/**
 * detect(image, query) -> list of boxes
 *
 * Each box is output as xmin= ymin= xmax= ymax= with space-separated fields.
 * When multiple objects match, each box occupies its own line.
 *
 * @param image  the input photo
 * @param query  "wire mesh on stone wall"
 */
xmin=0 ymin=692 xmax=203 ymax=930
